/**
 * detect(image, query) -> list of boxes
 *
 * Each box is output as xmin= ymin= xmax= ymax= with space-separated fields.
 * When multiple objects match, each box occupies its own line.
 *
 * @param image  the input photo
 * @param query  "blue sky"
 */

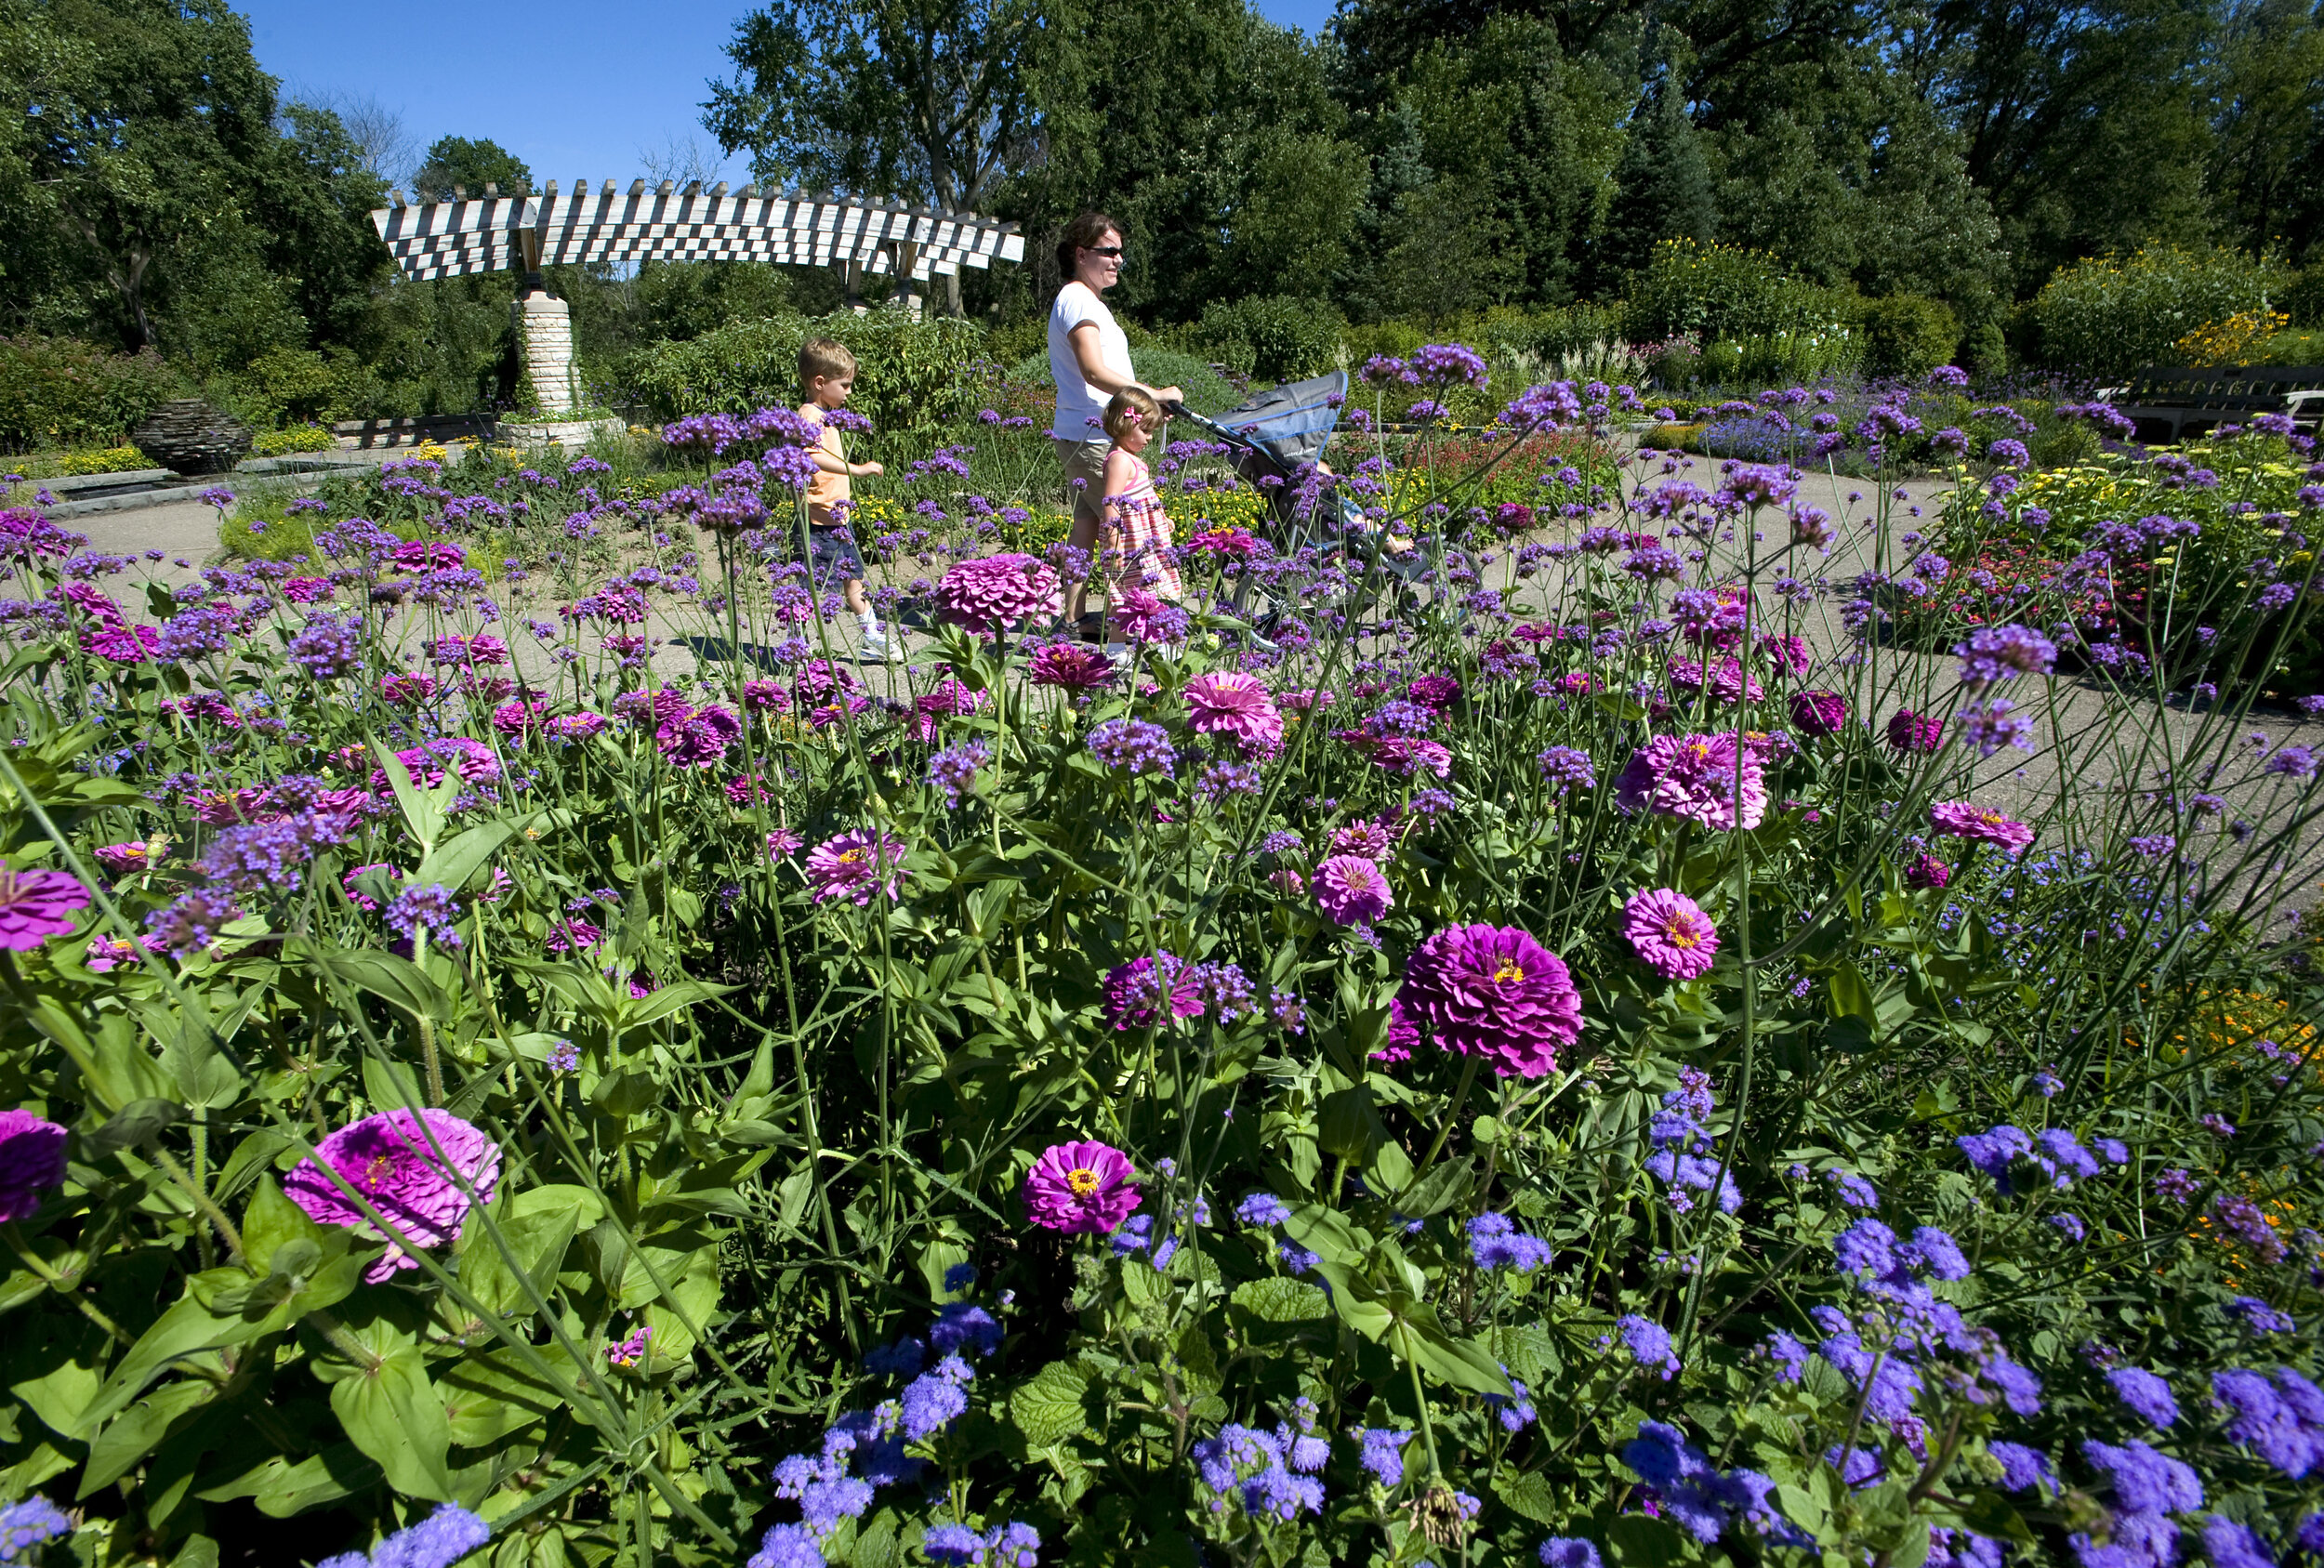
xmin=241 ymin=0 xmax=1336 ymax=193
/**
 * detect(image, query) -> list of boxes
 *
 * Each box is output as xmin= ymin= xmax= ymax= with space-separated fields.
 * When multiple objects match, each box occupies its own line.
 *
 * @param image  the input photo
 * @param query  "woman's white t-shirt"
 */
xmin=1048 ymin=281 xmax=1131 ymax=441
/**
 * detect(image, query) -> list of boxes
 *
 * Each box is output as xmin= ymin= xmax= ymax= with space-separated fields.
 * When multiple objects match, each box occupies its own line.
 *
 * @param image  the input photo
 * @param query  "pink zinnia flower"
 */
xmin=548 ymin=711 xmax=607 ymax=740
xmin=915 ymin=677 xmax=987 ymax=741
xmin=935 ymin=553 xmax=1061 ymax=636
xmin=1023 ymin=1140 xmax=1141 ymax=1233
xmin=0 ymin=1109 xmax=68 ymax=1221
xmin=766 ymin=829 xmax=804 ymax=859
xmin=1407 ymin=675 xmax=1461 ymax=710
xmin=657 ymin=704 xmax=742 ymax=768
xmin=1623 ymin=889 xmax=1719 ymax=980
xmin=492 ymin=700 xmax=547 ymax=736
xmin=1614 ymin=731 xmax=1768 ymax=831
xmin=1398 ymin=923 xmax=1583 ymax=1079
xmin=1790 ymin=690 xmax=1847 ymax=736
xmin=378 ymin=672 xmax=439 ymax=705
xmin=805 ymin=829 xmax=910 ymax=904
xmin=284 ymin=1108 xmax=501 ymax=1282
xmin=1330 ymin=819 xmax=1398 ymax=860
xmin=1887 ymin=708 xmax=1945 ymax=755
xmin=1669 ymin=657 xmax=1762 ymax=705
xmin=1904 ymin=853 xmax=1950 ymax=889
xmin=94 ymin=841 xmax=162 ymax=876
xmin=1027 ymin=642 xmax=1116 ymax=689
xmin=1930 ymin=800 xmax=2035 ymax=851
xmin=1314 ymin=855 xmax=1393 ymax=926
xmin=380 ymin=737 xmax=500 ymax=789
xmin=1183 ymin=671 xmax=1284 ymax=755
xmin=0 ymin=867 xmax=90 ymax=949
xmin=546 ymin=917 xmax=601 ymax=954
xmin=1371 ymin=996 xmax=1419 ymax=1063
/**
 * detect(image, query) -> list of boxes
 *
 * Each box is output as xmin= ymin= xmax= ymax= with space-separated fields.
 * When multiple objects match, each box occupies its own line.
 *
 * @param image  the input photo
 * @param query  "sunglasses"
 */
xmin=1082 ymin=245 xmax=1125 ymax=258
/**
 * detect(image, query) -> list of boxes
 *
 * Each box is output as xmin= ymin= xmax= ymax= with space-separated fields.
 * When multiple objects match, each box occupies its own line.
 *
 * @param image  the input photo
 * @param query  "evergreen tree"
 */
xmin=1594 ymin=74 xmax=1717 ymax=290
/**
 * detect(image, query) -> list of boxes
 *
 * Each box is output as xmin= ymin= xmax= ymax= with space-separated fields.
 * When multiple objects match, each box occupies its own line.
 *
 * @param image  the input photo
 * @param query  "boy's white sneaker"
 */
xmin=860 ymin=628 xmax=906 ymax=664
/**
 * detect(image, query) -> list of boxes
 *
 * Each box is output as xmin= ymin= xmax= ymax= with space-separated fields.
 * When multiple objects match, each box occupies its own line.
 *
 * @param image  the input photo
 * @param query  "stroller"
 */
xmin=1159 ymin=371 xmax=1430 ymax=635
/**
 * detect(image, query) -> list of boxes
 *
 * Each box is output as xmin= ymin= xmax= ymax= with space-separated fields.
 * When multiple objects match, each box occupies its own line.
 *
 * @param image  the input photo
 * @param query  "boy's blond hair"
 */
xmin=1103 ymin=386 xmax=1162 ymax=443
xmin=799 ymin=336 xmax=856 ymax=388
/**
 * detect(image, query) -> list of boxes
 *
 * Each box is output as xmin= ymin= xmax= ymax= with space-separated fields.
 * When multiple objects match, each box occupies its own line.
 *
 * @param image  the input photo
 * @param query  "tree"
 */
xmin=706 ymin=0 xmax=1044 ymax=311
xmin=1593 ymin=72 xmax=1718 ymax=289
xmin=3 ymin=0 xmax=282 ymax=349
xmin=411 ymin=136 xmax=534 ymax=201
xmin=2208 ymin=0 xmax=2324 ymax=263
xmin=1901 ymin=0 xmax=2219 ymax=290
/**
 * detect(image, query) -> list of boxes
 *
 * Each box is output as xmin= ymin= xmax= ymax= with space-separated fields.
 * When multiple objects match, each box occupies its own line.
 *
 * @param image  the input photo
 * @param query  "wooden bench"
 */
xmin=2102 ymin=364 xmax=2324 ymax=443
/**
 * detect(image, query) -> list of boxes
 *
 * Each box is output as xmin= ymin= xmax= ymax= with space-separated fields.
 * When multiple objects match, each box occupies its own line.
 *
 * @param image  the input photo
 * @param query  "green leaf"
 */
xmin=1391 ymin=1307 xmax=1510 ymax=1396
xmin=1393 ymin=1155 xmax=1475 ymax=1217
xmin=619 ymin=979 xmax=736 ymax=1034
xmin=1009 ymin=1359 xmax=1094 ymax=1448
xmin=86 ymin=1098 xmax=187 ymax=1154
xmin=82 ymin=1379 xmax=218 ymax=1494
xmin=456 ymin=1202 xmax=579 ymax=1318
xmin=1605 ymin=1514 xmax=1685 ymax=1564
xmin=301 ymin=942 xmax=453 ymax=1022
xmin=371 ymin=742 xmax=445 ymax=851
xmin=329 ymin=1343 xmax=453 ymax=1501
xmin=413 ymin=818 xmax=522 ymax=893
xmin=77 ymin=1272 xmax=273 ymax=1434
xmin=1493 ymin=1469 xmax=1558 ymax=1524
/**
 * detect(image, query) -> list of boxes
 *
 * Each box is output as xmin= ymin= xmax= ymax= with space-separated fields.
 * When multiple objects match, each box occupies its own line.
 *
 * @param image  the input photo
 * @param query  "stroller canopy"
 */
xmin=1213 ymin=371 xmax=1347 ymax=476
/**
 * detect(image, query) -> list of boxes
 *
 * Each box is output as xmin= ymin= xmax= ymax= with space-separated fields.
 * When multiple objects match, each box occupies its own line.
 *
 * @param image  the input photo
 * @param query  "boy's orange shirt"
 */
xmin=802 ymin=407 xmax=849 ymax=520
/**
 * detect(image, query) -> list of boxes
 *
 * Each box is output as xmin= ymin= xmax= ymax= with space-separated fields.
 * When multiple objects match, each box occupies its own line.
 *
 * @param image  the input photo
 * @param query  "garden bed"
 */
xmin=0 ymin=359 xmax=2317 ymax=1568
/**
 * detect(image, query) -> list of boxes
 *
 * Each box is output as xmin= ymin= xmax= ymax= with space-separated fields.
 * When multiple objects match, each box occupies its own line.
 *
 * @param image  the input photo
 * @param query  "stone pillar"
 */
xmin=512 ymin=282 xmax=577 ymax=416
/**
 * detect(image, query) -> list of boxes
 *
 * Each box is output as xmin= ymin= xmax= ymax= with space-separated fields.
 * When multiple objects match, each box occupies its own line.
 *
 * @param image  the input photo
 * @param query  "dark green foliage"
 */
xmin=1621 ymin=240 xmax=1841 ymax=344
xmin=1188 ymin=296 xmax=1347 ymax=381
xmin=625 ymin=310 xmax=992 ymax=435
xmin=0 ymin=334 xmax=185 ymax=451
xmin=1594 ymin=77 xmax=1718 ymax=291
xmin=409 ymin=136 xmax=533 ymax=201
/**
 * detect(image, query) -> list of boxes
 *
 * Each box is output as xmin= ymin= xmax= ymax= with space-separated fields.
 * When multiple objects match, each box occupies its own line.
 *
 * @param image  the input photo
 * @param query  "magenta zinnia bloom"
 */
xmin=284 ymin=1108 xmax=501 ymax=1282
xmin=935 ymin=553 xmax=1061 ymax=636
xmin=1372 ymin=996 xmax=1420 ymax=1063
xmin=1614 ymin=732 xmax=1769 ymax=831
xmin=1314 ymin=855 xmax=1393 ymax=926
xmin=1789 ymin=690 xmax=1847 ymax=737
xmin=0 ymin=1109 xmax=69 ymax=1222
xmin=1623 ymin=889 xmax=1720 ymax=980
xmin=1023 ymin=1140 xmax=1141 ymax=1233
xmin=94 ymin=841 xmax=161 ymax=876
xmin=1398 ymin=923 xmax=1583 ymax=1079
xmin=0 ymin=867 xmax=91 ymax=949
xmin=1028 ymin=642 xmax=1116 ymax=689
xmin=1930 ymin=800 xmax=2036 ymax=851
xmin=805 ymin=828 xmax=910 ymax=904
xmin=1886 ymin=708 xmax=1944 ymax=755
xmin=1183 ymin=671 xmax=1285 ymax=754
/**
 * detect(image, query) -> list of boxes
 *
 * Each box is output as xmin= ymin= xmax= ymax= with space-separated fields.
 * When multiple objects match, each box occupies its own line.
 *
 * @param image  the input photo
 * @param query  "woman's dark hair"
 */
xmin=1054 ymin=212 xmax=1122 ymax=281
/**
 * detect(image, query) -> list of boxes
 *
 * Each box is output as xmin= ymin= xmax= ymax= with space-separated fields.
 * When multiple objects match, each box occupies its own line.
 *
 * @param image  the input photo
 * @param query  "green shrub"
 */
xmin=0 ymin=335 xmax=187 ymax=452
xmin=237 ymin=346 xmax=338 ymax=426
xmin=624 ymin=309 xmax=988 ymax=437
xmin=2027 ymin=245 xmax=2289 ymax=378
xmin=1003 ymin=346 xmax=1243 ymax=415
xmin=1852 ymin=295 xmax=1962 ymax=378
xmin=2280 ymin=266 xmax=2324 ymax=328
xmin=1339 ymin=320 xmax=1427 ymax=366
xmin=1187 ymin=295 xmax=1344 ymax=382
xmin=2255 ymin=329 xmax=2324 ymax=365
xmin=1622 ymin=239 xmax=1842 ymax=345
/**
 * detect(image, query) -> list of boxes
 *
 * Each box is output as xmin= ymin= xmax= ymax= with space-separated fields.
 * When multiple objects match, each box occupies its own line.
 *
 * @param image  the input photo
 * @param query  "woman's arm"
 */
xmin=1067 ymin=323 xmax=1183 ymax=407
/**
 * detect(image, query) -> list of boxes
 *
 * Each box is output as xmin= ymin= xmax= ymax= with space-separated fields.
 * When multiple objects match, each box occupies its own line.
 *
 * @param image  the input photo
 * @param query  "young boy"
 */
xmin=797 ymin=337 xmax=903 ymax=663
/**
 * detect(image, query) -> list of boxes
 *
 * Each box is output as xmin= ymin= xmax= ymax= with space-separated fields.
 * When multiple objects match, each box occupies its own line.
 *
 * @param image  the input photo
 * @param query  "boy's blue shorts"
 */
xmin=806 ymin=524 xmax=864 ymax=589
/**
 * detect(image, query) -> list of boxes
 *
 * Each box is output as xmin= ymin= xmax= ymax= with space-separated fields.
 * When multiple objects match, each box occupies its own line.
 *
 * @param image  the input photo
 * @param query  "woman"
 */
xmin=1048 ymin=212 xmax=1182 ymax=626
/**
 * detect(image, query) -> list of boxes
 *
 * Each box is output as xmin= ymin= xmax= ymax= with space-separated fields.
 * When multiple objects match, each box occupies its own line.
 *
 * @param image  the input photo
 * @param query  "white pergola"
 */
xmin=368 ymin=180 xmax=1025 ymax=416
xmin=370 ymin=180 xmax=1024 ymax=283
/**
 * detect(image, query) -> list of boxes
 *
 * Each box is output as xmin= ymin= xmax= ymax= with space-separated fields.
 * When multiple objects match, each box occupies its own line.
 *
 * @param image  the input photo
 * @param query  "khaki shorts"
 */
xmin=1054 ymin=437 xmax=1111 ymax=533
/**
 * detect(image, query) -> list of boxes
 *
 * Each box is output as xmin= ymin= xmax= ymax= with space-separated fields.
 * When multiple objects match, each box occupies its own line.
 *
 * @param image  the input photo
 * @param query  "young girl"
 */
xmin=1096 ymin=388 xmax=1182 ymax=655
